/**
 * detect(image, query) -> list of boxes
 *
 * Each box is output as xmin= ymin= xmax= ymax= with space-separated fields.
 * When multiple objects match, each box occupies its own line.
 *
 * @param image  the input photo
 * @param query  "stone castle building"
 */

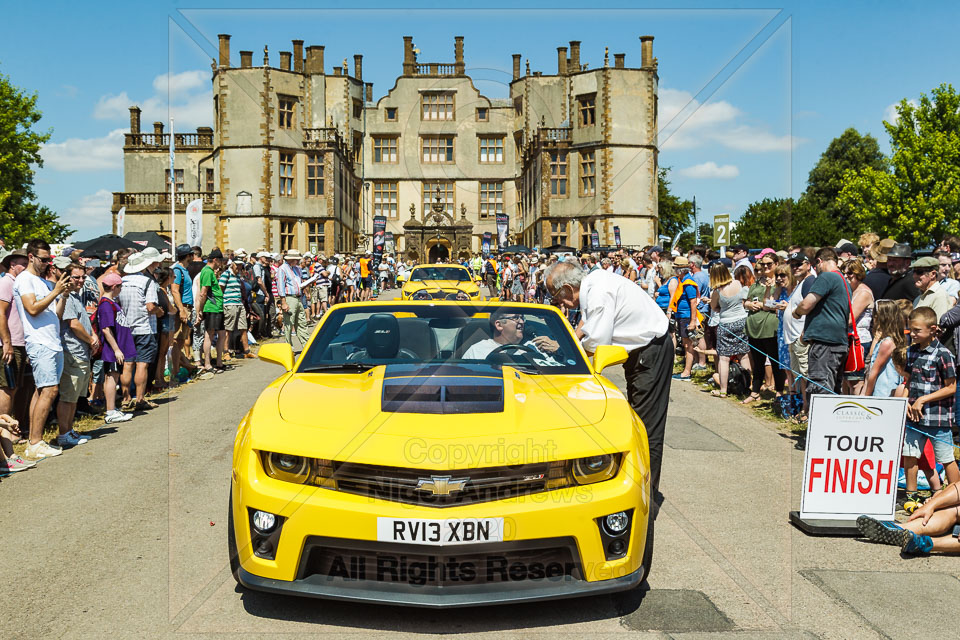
xmin=113 ymin=34 xmax=659 ymax=259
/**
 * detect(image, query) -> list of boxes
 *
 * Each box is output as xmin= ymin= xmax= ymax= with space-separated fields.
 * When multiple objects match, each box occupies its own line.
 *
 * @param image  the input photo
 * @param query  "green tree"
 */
xmin=732 ymin=198 xmax=795 ymax=248
xmin=677 ymin=222 xmax=713 ymax=250
xmin=799 ymin=127 xmax=886 ymax=243
xmin=0 ymin=69 xmax=71 ymax=245
xmin=838 ymin=84 xmax=960 ymax=247
xmin=657 ymin=167 xmax=694 ymax=245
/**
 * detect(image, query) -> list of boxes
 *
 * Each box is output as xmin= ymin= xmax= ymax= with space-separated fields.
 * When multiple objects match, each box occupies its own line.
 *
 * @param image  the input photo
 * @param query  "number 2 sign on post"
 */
xmin=713 ymin=214 xmax=729 ymax=249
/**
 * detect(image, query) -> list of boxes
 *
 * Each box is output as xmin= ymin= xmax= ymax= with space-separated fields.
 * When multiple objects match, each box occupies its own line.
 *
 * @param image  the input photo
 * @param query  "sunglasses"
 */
xmin=35 ymin=256 xmax=52 ymax=263
xmin=761 ymin=261 xmax=775 ymax=266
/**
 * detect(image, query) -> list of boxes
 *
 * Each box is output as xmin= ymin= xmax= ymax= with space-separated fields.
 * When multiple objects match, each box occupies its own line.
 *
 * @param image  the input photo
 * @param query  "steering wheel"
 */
xmin=346 ymin=347 xmax=420 ymax=361
xmin=486 ymin=342 xmax=539 ymax=364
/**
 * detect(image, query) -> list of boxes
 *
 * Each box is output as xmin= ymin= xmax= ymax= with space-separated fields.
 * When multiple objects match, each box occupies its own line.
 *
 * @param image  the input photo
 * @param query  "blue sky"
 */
xmin=3 ymin=0 xmax=957 ymax=241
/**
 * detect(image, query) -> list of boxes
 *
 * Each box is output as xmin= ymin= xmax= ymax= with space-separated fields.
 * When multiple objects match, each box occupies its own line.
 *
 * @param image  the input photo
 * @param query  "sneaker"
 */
xmin=135 ymin=399 xmax=159 ymax=411
xmin=104 ymin=410 xmax=133 ymax=424
xmin=56 ymin=430 xmax=89 ymax=449
xmin=1 ymin=455 xmax=37 ymax=474
xmin=897 ymin=491 xmax=923 ymax=512
xmin=856 ymin=515 xmax=909 ymax=546
xmin=672 ymin=373 xmax=692 ymax=381
xmin=901 ymin=530 xmax=934 ymax=555
xmin=197 ymin=370 xmax=214 ymax=381
xmin=691 ymin=364 xmax=708 ymax=372
xmin=24 ymin=440 xmax=63 ymax=460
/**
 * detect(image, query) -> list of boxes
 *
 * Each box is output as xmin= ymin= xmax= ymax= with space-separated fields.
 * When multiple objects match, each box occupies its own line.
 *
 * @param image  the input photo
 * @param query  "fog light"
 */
xmin=604 ymin=511 xmax=629 ymax=535
xmin=608 ymin=538 xmax=627 ymax=556
xmin=252 ymin=510 xmax=277 ymax=533
xmin=256 ymin=539 xmax=274 ymax=557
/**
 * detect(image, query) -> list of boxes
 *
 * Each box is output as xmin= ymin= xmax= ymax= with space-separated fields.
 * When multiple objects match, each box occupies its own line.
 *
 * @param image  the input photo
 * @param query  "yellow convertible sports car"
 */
xmin=230 ymin=301 xmax=652 ymax=607
xmin=400 ymin=264 xmax=482 ymax=301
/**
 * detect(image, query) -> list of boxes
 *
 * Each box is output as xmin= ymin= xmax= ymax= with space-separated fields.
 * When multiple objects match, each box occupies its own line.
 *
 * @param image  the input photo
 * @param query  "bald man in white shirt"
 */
xmin=544 ymin=261 xmax=672 ymax=497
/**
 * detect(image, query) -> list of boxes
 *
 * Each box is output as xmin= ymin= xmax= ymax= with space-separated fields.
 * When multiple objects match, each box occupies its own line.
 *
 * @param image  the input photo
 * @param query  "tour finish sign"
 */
xmin=800 ymin=395 xmax=908 ymax=521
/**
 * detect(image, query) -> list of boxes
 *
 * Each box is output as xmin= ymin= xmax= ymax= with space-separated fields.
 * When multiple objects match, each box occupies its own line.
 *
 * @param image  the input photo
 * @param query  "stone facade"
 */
xmin=112 ymin=34 xmax=659 ymax=255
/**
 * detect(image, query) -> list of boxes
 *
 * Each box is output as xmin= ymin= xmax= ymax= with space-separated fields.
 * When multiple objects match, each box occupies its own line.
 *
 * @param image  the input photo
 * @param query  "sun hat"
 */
xmin=1 ymin=250 xmax=28 ymax=269
xmin=673 ymin=255 xmax=690 ymax=267
xmin=176 ymin=243 xmax=192 ymax=259
xmin=123 ymin=252 xmax=152 ymax=273
xmin=886 ymin=243 xmax=912 ymax=260
xmin=101 ymin=272 xmax=123 ymax=287
xmin=52 ymin=256 xmax=73 ymax=269
xmin=870 ymin=238 xmax=896 ymax=263
xmin=207 ymin=248 xmax=224 ymax=260
xmin=139 ymin=247 xmax=162 ymax=264
xmin=284 ymin=250 xmax=303 ymax=261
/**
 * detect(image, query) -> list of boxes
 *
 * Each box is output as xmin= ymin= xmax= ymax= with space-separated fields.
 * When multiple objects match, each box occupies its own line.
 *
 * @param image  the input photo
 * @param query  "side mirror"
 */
xmin=593 ymin=345 xmax=629 ymax=374
xmin=258 ymin=343 xmax=294 ymax=371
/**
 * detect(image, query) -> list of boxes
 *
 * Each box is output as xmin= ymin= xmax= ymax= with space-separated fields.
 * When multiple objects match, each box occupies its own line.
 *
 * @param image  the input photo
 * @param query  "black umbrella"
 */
xmin=73 ymin=234 xmax=140 ymax=257
xmin=500 ymin=244 xmax=532 ymax=254
xmin=542 ymin=243 xmax=577 ymax=254
xmin=124 ymin=231 xmax=172 ymax=251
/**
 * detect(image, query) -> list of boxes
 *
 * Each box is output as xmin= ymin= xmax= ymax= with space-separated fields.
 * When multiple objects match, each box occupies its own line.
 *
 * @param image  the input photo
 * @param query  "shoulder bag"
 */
xmin=836 ymin=271 xmax=865 ymax=373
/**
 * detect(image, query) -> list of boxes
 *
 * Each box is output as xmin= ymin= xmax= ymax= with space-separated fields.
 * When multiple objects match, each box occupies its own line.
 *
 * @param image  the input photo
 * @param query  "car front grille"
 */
xmin=298 ymin=536 xmax=582 ymax=586
xmin=332 ymin=460 xmax=568 ymax=507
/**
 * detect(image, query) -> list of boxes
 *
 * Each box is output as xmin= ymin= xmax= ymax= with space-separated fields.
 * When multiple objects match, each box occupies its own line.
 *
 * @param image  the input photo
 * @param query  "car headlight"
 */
xmin=261 ymin=452 xmax=338 ymax=489
xmin=571 ymin=453 xmax=622 ymax=485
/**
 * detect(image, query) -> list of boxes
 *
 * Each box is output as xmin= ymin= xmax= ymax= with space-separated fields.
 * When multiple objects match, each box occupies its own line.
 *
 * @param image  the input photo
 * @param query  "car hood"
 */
xmin=276 ymin=365 xmax=606 ymax=438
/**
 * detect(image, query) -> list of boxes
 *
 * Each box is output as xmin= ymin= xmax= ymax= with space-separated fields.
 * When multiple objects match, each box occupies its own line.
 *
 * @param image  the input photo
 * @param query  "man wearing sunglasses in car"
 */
xmin=462 ymin=307 xmax=561 ymax=366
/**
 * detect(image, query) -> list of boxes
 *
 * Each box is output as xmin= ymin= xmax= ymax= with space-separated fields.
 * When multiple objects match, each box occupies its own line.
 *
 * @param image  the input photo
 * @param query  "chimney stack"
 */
xmin=305 ymin=45 xmax=324 ymax=75
xmin=354 ymin=54 xmax=363 ymax=80
xmin=129 ymin=106 xmax=141 ymax=134
xmin=365 ymin=82 xmax=373 ymax=103
xmin=292 ymin=40 xmax=304 ymax=72
xmin=153 ymin=121 xmax=164 ymax=137
xmin=557 ymin=47 xmax=568 ymax=75
xmin=280 ymin=51 xmax=292 ymax=70
xmin=333 ymin=66 xmax=341 ymax=76
xmin=512 ymin=54 xmax=521 ymax=80
xmin=218 ymin=34 xmax=231 ymax=67
xmin=614 ymin=53 xmax=625 ymax=69
xmin=640 ymin=35 xmax=654 ymax=68
xmin=240 ymin=51 xmax=252 ymax=68
xmin=403 ymin=36 xmax=415 ymax=75
xmin=454 ymin=36 xmax=464 ymax=74
xmin=569 ymin=41 xmax=580 ymax=72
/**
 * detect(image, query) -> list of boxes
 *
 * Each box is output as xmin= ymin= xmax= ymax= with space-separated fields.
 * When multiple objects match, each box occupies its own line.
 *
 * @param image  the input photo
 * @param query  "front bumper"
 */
xmin=238 ymin=560 xmax=643 ymax=608
xmin=231 ymin=436 xmax=649 ymax=606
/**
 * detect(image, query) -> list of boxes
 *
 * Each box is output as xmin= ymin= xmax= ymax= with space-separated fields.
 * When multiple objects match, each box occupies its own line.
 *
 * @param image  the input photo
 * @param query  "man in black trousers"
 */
xmin=543 ymin=260 xmax=672 ymax=496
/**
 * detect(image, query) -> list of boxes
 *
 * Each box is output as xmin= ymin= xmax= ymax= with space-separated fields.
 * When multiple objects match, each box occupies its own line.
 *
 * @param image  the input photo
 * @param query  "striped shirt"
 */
xmin=275 ymin=263 xmax=302 ymax=297
xmin=218 ymin=270 xmax=244 ymax=306
xmin=270 ymin=265 xmax=279 ymax=299
xmin=118 ymin=272 xmax=159 ymax=335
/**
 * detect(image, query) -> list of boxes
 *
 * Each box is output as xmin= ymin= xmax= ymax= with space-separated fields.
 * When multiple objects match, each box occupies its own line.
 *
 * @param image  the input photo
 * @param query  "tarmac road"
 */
xmin=3 ymin=307 xmax=959 ymax=638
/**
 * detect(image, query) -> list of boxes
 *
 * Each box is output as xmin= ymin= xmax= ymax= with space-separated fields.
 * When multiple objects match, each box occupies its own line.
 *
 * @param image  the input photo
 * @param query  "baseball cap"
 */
xmin=102 ymin=272 xmax=123 ymax=287
xmin=787 ymin=252 xmax=810 ymax=263
xmin=52 ymin=256 xmax=72 ymax=269
xmin=837 ymin=242 xmax=859 ymax=256
xmin=731 ymin=243 xmax=748 ymax=252
xmin=207 ymin=248 xmax=224 ymax=259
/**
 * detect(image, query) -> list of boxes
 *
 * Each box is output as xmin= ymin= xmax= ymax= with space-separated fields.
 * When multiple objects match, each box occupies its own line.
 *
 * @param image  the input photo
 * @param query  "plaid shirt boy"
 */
xmin=905 ymin=337 xmax=956 ymax=429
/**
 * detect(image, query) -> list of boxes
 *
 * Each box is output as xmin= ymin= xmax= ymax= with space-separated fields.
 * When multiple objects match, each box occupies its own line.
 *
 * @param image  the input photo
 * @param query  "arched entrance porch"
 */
xmin=425 ymin=237 xmax=452 ymax=263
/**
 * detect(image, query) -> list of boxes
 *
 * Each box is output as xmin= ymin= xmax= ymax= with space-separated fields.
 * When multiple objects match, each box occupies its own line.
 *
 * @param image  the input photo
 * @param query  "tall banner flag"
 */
xmin=116 ymin=206 xmax=126 ymax=237
xmin=482 ymin=232 xmax=491 ymax=256
xmin=185 ymin=198 xmax=203 ymax=248
xmin=384 ymin=231 xmax=395 ymax=254
xmin=590 ymin=230 xmax=600 ymax=249
xmin=614 ymin=226 xmax=622 ymax=248
xmin=495 ymin=213 xmax=509 ymax=248
xmin=169 ymin=118 xmax=176 ymax=247
xmin=372 ymin=216 xmax=387 ymax=269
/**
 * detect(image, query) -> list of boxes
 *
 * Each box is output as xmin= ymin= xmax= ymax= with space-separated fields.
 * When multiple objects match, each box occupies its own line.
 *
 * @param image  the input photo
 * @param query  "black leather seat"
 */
xmin=454 ymin=318 xmax=492 ymax=358
xmin=397 ymin=318 xmax=439 ymax=360
xmin=365 ymin=313 xmax=401 ymax=359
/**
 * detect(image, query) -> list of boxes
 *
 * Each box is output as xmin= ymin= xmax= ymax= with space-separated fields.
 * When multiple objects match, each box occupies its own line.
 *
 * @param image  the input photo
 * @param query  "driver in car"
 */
xmin=463 ymin=308 xmax=561 ymax=366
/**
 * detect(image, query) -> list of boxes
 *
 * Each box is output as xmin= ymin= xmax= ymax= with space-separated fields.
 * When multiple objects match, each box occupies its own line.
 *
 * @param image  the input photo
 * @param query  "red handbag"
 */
xmin=836 ymin=271 xmax=865 ymax=373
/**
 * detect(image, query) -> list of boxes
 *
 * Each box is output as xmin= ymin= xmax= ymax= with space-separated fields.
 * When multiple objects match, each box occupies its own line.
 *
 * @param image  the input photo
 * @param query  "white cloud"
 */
xmin=93 ymin=92 xmax=133 ymax=120
xmin=153 ymin=70 xmax=208 ymax=95
xmin=40 ymin=129 xmax=125 ymax=172
xmin=63 ymin=189 xmax=114 ymax=240
xmin=659 ymin=87 xmax=802 ymax=152
xmin=678 ymin=161 xmax=740 ymax=179
xmin=884 ymin=99 xmax=919 ymax=125
xmin=92 ymin=69 xmax=212 ymax=130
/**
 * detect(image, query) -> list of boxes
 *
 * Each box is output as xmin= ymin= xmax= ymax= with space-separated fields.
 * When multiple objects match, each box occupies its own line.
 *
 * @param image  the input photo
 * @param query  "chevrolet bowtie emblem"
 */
xmin=415 ymin=475 xmax=469 ymax=496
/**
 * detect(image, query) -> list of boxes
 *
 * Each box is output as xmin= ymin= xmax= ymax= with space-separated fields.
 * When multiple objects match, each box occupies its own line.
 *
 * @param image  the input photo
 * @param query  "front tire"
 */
xmin=638 ymin=516 xmax=654 ymax=584
xmin=227 ymin=488 xmax=242 ymax=586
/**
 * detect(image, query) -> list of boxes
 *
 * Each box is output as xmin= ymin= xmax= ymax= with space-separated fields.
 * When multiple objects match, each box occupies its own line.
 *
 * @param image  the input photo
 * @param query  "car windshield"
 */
xmin=409 ymin=267 xmax=471 ymax=282
xmin=297 ymin=304 xmax=589 ymax=375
